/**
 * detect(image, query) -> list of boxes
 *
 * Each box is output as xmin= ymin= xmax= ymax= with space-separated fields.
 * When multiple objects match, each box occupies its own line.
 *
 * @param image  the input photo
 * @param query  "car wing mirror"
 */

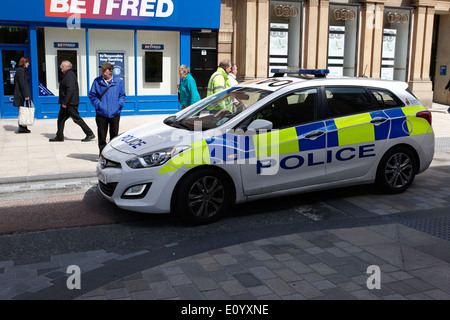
xmin=247 ymin=119 xmax=273 ymax=133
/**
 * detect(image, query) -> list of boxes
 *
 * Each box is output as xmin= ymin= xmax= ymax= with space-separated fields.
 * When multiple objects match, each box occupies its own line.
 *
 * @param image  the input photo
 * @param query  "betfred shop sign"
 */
xmin=45 ymin=0 xmax=174 ymax=20
xmin=0 ymin=0 xmax=220 ymax=29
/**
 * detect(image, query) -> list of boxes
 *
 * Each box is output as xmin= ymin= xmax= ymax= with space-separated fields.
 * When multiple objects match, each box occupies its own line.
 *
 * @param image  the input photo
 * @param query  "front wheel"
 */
xmin=172 ymin=168 xmax=233 ymax=225
xmin=376 ymin=147 xmax=417 ymax=194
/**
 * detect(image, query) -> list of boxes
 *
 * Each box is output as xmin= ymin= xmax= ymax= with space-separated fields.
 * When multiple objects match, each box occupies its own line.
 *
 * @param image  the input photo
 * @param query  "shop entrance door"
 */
xmin=191 ymin=31 xmax=217 ymax=99
xmin=0 ymin=46 xmax=30 ymax=118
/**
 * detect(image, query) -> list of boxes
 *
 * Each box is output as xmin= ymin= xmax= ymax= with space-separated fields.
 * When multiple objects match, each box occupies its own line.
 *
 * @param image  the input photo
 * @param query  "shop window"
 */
xmin=89 ymin=29 xmax=134 ymax=95
xmin=145 ymin=52 xmax=163 ymax=83
xmin=36 ymin=28 xmax=48 ymax=90
xmin=328 ymin=5 xmax=359 ymax=77
xmin=269 ymin=1 xmax=302 ymax=76
xmin=44 ymin=27 xmax=87 ymax=96
xmin=381 ymin=9 xmax=411 ymax=81
xmin=137 ymin=30 xmax=178 ymax=95
xmin=57 ymin=50 xmax=77 ymax=83
xmin=0 ymin=26 xmax=28 ymax=44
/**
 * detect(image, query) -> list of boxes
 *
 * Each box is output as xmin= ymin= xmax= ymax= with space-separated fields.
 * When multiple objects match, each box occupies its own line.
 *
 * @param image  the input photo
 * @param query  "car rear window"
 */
xmin=369 ymin=88 xmax=404 ymax=109
xmin=325 ymin=87 xmax=376 ymax=117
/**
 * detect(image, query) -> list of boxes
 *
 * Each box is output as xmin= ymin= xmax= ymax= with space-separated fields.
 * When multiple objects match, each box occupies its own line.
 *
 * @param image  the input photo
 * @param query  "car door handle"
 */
xmin=370 ymin=117 xmax=388 ymax=125
xmin=305 ymin=130 xmax=325 ymax=140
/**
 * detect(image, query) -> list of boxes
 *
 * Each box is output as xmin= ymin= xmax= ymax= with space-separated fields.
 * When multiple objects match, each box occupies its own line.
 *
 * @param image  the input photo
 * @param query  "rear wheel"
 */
xmin=376 ymin=147 xmax=416 ymax=194
xmin=172 ymin=168 xmax=232 ymax=225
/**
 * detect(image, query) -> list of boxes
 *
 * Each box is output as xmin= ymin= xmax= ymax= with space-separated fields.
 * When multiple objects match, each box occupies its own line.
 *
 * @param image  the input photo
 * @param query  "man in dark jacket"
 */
xmin=49 ymin=60 xmax=95 ymax=142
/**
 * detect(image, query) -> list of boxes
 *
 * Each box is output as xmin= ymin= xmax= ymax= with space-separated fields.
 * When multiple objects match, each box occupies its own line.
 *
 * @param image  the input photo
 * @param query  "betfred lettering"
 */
xmin=46 ymin=0 xmax=174 ymax=18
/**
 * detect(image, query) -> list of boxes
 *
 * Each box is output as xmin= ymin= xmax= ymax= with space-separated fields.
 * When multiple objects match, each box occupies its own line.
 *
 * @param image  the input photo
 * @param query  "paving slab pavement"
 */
xmin=2 ymin=103 xmax=450 ymax=302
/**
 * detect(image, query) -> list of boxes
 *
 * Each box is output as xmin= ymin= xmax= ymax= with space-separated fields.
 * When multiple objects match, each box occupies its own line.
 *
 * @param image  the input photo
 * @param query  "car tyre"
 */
xmin=376 ymin=146 xmax=416 ymax=194
xmin=172 ymin=168 xmax=232 ymax=225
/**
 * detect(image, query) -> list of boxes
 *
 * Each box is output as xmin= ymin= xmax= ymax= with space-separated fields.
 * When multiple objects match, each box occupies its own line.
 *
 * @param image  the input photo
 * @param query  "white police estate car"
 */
xmin=97 ymin=69 xmax=434 ymax=224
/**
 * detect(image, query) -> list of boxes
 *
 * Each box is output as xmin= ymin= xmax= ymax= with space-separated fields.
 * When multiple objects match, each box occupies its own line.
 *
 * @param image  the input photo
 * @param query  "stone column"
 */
xmin=304 ymin=0 xmax=330 ymax=69
xmin=359 ymin=1 xmax=385 ymax=78
xmin=304 ymin=0 xmax=319 ymax=69
xmin=317 ymin=0 xmax=330 ymax=69
xmin=232 ymin=0 xmax=269 ymax=80
xmin=218 ymin=0 xmax=234 ymax=63
xmin=256 ymin=0 xmax=269 ymax=79
xmin=409 ymin=1 xmax=436 ymax=107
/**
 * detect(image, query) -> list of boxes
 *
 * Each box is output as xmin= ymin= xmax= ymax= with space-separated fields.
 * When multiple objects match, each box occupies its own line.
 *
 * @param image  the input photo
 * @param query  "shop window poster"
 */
xmin=328 ymin=26 xmax=345 ymax=77
xmin=270 ymin=23 xmax=289 ymax=56
xmin=328 ymin=26 xmax=345 ymax=58
xmin=382 ymin=29 xmax=397 ymax=59
xmin=98 ymin=51 xmax=125 ymax=86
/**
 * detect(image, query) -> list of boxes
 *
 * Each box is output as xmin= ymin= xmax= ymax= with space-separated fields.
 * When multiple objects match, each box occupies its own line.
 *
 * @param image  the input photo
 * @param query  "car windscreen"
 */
xmin=169 ymin=87 xmax=271 ymax=131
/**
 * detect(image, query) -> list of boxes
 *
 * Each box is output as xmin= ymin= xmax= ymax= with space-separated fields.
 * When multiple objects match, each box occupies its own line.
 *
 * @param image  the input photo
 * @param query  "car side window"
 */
xmin=325 ymin=87 xmax=376 ymax=117
xmin=369 ymin=88 xmax=404 ymax=109
xmin=250 ymin=88 xmax=318 ymax=129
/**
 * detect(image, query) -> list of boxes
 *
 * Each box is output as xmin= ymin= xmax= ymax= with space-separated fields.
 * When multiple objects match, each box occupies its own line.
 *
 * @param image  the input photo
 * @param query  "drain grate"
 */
xmin=402 ymin=216 xmax=450 ymax=242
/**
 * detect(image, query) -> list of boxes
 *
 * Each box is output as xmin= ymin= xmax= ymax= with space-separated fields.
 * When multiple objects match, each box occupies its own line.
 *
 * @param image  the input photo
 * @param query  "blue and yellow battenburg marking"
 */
xmin=158 ymin=105 xmax=432 ymax=174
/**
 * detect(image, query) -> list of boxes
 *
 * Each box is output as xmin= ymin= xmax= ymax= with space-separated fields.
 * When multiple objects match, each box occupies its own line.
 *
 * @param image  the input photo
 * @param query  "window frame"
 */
xmin=322 ymin=85 xmax=382 ymax=119
xmin=366 ymin=87 xmax=405 ymax=110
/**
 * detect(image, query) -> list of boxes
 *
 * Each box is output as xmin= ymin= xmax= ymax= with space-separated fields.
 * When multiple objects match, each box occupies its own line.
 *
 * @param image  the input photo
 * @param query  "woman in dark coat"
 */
xmin=13 ymin=57 xmax=31 ymax=133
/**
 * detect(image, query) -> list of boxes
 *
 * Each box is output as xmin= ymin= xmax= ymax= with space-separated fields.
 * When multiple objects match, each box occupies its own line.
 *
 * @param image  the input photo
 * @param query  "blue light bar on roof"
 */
xmin=271 ymin=68 xmax=329 ymax=77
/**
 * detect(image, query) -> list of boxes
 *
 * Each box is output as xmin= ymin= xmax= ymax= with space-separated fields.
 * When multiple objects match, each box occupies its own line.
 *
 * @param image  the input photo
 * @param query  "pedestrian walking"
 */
xmin=49 ymin=60 xmax=95 ymax=142
xmin=13 ymin=57 xmax=31 ymax=133
xmin=206 ymin=59 xmax=231 ymax=97
xmin=177 ymin=65 xmax=201 ymax=110
xmin=445 ymin=78 xmax=450 ymax=113
xmin=89 ymin=62 xmax=126 ymax=156
xmin=228 ymin=62 xmax=238 ymax=87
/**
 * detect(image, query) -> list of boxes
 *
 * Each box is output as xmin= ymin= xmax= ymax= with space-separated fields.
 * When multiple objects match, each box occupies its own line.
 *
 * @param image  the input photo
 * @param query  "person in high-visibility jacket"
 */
xmin=207 ymin=60 xmax=232 ymax=96
xmin=206 ymin=60 xmax=233 ymax=112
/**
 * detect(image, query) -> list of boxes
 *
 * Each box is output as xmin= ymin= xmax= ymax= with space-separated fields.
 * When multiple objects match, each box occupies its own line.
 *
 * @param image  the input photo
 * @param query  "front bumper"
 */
xmin=96 ymin=149 xmax=186 ymax=214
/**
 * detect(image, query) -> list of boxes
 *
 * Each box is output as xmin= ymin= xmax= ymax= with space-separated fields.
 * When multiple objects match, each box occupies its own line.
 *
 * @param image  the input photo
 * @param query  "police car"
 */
xmin=97 ymin=69 xmax=434 ymax=224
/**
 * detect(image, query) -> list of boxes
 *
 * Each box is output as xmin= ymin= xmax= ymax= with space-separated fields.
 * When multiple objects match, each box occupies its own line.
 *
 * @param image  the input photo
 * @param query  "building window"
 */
xmin=381 ymin=8 xmax=411 ymax=81
xmin=43 ymin=27 xmax=87 ymax=96
xmin=145 ymin=52 xmax=163 ymax=83
xmin=89 ymin=29 xmax=135 ymax=95
xmin=0 ymin=26 xmax=28 ymax=44
xmin=269 ymin=1 xmax=302 ymax=76
xmin=328 ymin=5 xmax=359 ymax=77
xmin=137 ymin=30 xmax=179 ymax=96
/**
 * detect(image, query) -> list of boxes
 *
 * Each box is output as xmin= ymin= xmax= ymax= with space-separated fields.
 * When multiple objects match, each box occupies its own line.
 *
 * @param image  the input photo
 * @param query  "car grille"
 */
xmin=98 ymin=181 xmax=118 ymax=197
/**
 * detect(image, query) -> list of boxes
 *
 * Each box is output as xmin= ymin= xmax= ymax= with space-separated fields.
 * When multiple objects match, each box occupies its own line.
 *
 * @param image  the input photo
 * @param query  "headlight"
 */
xmin=126 ymin=146 xmax=190 ymax=169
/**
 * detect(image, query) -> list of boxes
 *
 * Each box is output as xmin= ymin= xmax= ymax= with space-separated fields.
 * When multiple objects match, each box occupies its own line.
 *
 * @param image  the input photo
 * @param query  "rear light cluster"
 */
xmin=416 ymin=110 xmax=432 ymax=125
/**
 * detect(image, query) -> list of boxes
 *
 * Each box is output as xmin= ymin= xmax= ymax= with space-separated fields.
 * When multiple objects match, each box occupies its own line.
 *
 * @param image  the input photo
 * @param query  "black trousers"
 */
xmin=96 ymin=114 xmax=120 ymax=155
xmin=56 ymin=104 xmax=94 ymax=139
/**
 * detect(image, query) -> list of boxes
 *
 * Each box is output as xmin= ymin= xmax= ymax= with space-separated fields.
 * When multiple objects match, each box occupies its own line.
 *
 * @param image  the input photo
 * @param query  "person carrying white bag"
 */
xmin=13 ymin=57 xmax=32 ymax=133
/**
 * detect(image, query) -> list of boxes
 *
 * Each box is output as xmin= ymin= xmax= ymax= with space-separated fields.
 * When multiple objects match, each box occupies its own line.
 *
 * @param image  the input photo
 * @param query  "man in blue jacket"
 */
xmin=89 ymin=62 xmax=126 ymax=155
